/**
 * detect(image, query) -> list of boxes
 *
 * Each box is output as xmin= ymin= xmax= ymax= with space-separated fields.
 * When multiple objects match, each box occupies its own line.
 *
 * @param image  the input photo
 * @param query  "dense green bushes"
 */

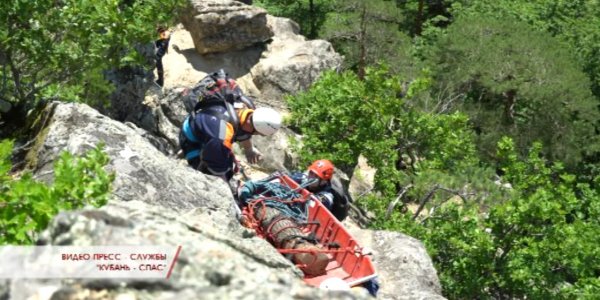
xmin=262 ymin=0 xmax=600 ymax=180
xmin=0 ymin=0 xmax=185 ymax=109
xmin=404 ymin=139 xmax=600 ymax=299
xmin=287 ymin=68 xmax=600 ymax=298
xmin=266 ymin=0 xmax=600 ymax=296
xmin=288 ymin=67 xmax=496 ymax=199
xmin=0 ymin=140 xmax=114 ymax=244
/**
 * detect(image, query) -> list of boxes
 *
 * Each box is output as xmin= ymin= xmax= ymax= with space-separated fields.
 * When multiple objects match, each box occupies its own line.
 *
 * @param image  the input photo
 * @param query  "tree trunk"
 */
xmin=256 ymin=205 xmax=329 ymax=275
xmin=415 ymin=0 xmax=424 ymax=36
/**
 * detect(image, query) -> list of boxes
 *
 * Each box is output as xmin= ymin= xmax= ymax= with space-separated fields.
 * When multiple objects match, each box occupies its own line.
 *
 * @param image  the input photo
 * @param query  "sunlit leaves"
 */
xmin=0 ymin=0 xmax=186 ymax=106
xmin=0 ymin=141 xmax=114 ymax=244
xmin=427 ymin=138 xmax=600 ymax=299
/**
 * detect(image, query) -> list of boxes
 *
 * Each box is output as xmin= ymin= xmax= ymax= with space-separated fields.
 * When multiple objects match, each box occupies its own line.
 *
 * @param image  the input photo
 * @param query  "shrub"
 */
xmin=0 ymin=140 xmax=114 ymax=244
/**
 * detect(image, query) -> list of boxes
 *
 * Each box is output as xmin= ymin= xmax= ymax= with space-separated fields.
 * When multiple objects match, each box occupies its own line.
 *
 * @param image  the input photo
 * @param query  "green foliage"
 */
xmin=288 ymin=69 xmax=386 ymax=169
xmin=484 ymin=138 xmax=600 ymax=298
xmin=319 ymin=0 xmax=416 ymax=76
xmin=451 ymin=0 xmax=600 ymax=98
xmin=393 ymin=0 xmax=457 ymax=36
xmin=289 ymin=66 xmax=415 ymax=196
xmin=288 ymin=66 xmax=495 ymax=201
xmin=437 ymin=0 xmax=600 ymax=181
xmin=257 ymin=0 xmax=423 ymax=76
xmin=254 ymin=0 xmax=334 ymax=39
xmin=0 ymin=0 xmax=185 ymax=108
xmin=367 ymin=138 xmax=600 ymax=299
xmin=285 ymin=2 xmax=600 ymax=298
xmin=418 ymin=204 xmax=496 ymax=299
xmin=290 ymin=66 xmax=600 ymax=298
xmin=0 ymin=140 xmax=114 ymax=244
xmin=427 ymin=13 xmax=600 ymax=169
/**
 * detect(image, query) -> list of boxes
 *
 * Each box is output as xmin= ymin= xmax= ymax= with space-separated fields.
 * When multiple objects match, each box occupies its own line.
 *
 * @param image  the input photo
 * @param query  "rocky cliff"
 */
xmin=2 ymin=1 xmax=445 ymax=299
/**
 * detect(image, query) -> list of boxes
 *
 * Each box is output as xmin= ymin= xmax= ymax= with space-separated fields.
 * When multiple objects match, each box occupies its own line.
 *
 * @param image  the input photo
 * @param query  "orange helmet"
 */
xmin=308 ymin=159 xmax=334 ymax=180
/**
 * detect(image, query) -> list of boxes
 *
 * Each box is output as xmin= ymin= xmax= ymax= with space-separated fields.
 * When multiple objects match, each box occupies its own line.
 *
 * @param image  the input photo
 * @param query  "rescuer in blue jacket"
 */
xmin=179 ymin=106 xmax=282 ymax=180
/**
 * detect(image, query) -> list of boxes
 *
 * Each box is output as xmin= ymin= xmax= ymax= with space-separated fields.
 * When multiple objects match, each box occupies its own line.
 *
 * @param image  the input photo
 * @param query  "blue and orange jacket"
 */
xmin=181 ymin=105 xmax=251 ymax=175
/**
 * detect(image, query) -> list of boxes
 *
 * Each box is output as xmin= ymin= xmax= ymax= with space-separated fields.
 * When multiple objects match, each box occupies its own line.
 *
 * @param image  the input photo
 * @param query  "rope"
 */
xmin=240 ymin=174 xmax=370 ymax=270
xmin=242 ymin=175 xmax=319 ymax=223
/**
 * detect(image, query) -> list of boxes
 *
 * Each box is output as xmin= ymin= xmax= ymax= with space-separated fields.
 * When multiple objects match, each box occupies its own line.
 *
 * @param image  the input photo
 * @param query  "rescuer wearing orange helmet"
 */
xmin=291 ymin=159 xmax=349 ymax=221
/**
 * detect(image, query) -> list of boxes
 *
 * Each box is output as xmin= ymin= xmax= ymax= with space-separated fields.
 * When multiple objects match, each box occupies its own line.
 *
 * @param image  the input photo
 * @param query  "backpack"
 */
xmin=183 ymin=70 xmax=258 ymax=129
xmin=329 ymin=177 xmax=350 ymax=221
xmin=187 ymin=69 xmax=241 ymax=110
xmin=182 ymin=69 xmax=243 ymax=130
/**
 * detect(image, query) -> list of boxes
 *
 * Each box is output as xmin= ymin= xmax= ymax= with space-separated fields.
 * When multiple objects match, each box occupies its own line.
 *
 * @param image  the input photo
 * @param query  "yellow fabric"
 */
xmin=238 ymin=108 xmax=254 ymax=125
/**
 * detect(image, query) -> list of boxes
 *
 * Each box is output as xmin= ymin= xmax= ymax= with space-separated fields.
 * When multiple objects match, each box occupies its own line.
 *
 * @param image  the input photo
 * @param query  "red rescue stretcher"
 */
xmin=239 ymin=173 xmax=378 ymax=291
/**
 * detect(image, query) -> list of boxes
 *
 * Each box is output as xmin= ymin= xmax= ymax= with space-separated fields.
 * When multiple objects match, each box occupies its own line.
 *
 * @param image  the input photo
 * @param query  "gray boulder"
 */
xmin=104 ymin=65 xmax=153 ymax=124
xmin=346 ymin=224 xmax=446 ymax=300
xmin=159 ymin=87 xmax=191 ymax=128
xmin=5 ymin=201 xmax=370 ymax=300
xmin=181 ymin=0 xmax=274 ymax=54
xmin=134 ymin=86 xmax=188 ymax=150
xmin=250 ymin=16 xmax=343 ymax=110
xmin=30 ymin=102 xmax=231 ymax=213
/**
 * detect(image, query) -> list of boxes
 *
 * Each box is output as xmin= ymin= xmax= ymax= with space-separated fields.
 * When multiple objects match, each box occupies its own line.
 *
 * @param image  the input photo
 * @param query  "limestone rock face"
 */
xmin=105 ymin=65 xmax=153 ymax=124
xmin=133 ymin=86 xmax=189 ymax=152
xmin=348 ymin=155 xmax=377 ymax=200
xmin=110 ymin=10 xmax=341 ymax=149
xmin=30 ymin=102 xmax=231 ymax=213
xmin=181 ymin=0 xmax=273 ymax=54
xmin=233 ymin=127 xmax=300 ymax=173
xmin=250 ymin=16 xmax=343 ymax=110
xmin=171 ymin=9 xmax=341 ymax=111
xmin=345 ymin=222 xmax=446 ymax=300
xmin=6 ymin=200 xmax=371 ymax=300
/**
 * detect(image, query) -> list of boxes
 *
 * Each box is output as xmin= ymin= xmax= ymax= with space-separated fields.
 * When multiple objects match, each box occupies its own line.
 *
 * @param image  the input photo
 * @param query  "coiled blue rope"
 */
xmin=242 ymin=174 xmax=318 ymax=223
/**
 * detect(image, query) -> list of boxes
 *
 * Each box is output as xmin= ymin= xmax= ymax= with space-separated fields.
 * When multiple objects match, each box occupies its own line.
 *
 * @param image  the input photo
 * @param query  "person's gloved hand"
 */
xmin=244 ymin=146 xmax=262 ymax=164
